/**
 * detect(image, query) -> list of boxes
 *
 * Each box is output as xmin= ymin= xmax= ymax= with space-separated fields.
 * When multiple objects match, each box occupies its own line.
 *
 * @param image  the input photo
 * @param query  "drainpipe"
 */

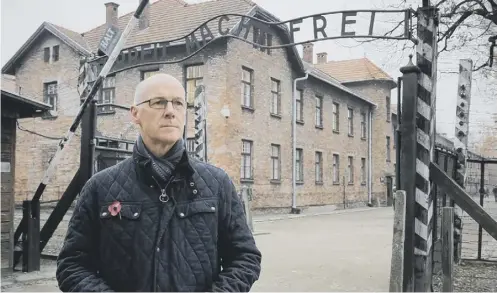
xmin=292 ymin=71 xmax=309 ymax=213
xmin=368 ymin=107 xmax=373 ymax=206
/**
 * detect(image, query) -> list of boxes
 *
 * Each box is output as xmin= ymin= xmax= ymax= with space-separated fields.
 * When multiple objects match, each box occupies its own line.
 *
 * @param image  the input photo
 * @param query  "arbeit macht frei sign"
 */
xmin=94 ymin=9 xmax=412 ymax=74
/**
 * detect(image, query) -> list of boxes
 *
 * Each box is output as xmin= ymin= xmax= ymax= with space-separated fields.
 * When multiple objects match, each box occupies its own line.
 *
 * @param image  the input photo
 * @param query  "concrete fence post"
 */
xmin=240 ymin=186 xmax=254 ymax=232
xmin=389 ymin=190 xmax=406 ymax=292
xmin=442 ymin=207 xmax=454 ymax=292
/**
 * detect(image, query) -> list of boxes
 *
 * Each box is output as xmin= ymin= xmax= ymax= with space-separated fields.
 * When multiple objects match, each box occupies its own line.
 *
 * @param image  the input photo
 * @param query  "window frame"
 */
xmin=315 ymin=151 xmax=323 ymax=183
xmin=296 ymin=148 xmax=304 ymax=183
xmin=43 ymin=81 xmax=58 ymax=111
xmin=332 ymin=102 xmax=340 ymax=132
xmin=315 ymin=95 xmax=323 ymax=128
xmin=270 ymin=78 xmax=281 ymax=116
xmin=185 ymin=64 xmax=204 ymax=106
xmin=332 ymin=154 xmax=340 ymax=184
xmin=347 ymin=107 xmax=354 ymax=136
xmin=347 ymin=156 xmax=354 ymax=184
xmin=241 ymin=67 xmax=254 ymax=109
xmin=241 ymin=139 xmax=253 ymax=181
xmin=270 ymin=144 xmax=281 ymax=182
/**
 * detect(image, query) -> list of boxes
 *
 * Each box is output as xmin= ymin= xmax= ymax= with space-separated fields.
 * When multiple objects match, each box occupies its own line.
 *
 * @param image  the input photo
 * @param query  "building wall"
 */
xmin=13 ymin=32 xmax=82 ymax=202
xmin=345 ymin=81 xmax=396 ymax=203
xmin=293 ymin=77 xmax=371 ymax=207
xmin=10 ymin=29 xmax=395 ymax=210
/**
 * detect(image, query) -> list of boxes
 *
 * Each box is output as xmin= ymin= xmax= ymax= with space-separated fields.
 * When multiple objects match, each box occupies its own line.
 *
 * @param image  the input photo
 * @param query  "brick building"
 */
xmin=2 ymin=0 xmax=396 ymax=211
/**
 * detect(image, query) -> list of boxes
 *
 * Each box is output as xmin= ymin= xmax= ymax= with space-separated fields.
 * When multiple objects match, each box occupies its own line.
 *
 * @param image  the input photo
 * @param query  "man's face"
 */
xmin=130 ymin=75 xmax=186 ymax=145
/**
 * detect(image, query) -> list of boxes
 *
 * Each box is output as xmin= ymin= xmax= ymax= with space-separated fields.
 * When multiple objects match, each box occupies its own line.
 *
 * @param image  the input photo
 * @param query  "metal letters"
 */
xmin=90 ymin=9 xmax=413 ymax=75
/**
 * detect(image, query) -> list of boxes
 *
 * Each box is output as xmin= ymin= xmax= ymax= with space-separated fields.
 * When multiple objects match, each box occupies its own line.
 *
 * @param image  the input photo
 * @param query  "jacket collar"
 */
xmin=133 ymin=148 xmax=195 ymax=184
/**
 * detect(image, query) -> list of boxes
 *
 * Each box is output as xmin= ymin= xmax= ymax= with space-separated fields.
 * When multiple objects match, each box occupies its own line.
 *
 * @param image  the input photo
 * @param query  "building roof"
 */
xmin=1 ymin=90 xmax=51 ymax=119
xmin=2 ymin=22 xmax=92 ymax=74
xmin=302 ymin=62 xmax=376 ymax=107
xmin=314 ymin=57 xmax=396 ymax=87
xmin=82 ymin=0 xmax=255 ymax=52
xmin=2 ymin=0 xmax=305 ymax=74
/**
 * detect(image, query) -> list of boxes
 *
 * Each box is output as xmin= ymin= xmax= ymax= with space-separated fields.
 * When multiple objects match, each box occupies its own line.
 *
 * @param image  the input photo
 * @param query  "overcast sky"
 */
xmin=1 ymin=0 xmax=496 ymax=148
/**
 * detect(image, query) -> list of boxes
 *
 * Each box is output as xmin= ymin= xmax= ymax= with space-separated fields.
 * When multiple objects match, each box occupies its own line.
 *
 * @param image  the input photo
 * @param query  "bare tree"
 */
xmin=357 ymin=0 xmax=496 ymax=76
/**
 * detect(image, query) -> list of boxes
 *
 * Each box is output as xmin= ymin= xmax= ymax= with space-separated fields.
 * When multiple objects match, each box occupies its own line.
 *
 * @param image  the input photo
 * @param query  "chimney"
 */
xmin=138 ymin=0 xmax=150 ymax=30
xmin=317 ymin=52 xmax=328 ymax=64
xmin=302 ymin=43 xmax=314 ymax=63
xmin=105 ymin=2 xmax=119 ymax=26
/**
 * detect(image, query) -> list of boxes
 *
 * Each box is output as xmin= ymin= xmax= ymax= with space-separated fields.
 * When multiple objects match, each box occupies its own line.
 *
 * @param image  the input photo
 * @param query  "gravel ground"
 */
xmin=432 ymin=260 xmax=497 ymax=292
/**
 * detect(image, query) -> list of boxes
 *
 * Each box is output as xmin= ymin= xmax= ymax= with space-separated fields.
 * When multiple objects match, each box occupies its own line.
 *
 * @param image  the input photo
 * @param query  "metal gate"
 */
xmin=94 ymin=136 xmax=134 ymax=173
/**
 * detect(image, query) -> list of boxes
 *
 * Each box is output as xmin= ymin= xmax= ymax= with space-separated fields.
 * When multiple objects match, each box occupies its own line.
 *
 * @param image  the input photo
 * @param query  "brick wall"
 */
xmin=14 ymin=33 xmax=82 ymax=202
xmin=344 ymin=81 xmax=396 ymax=203
xmin=11 ymin=30 xmax=396 ymax=210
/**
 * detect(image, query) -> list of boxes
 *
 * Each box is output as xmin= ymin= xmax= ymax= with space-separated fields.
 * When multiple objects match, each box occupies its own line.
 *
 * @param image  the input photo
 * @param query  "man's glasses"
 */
xmin=136 ymin=97 xmax=185 ymax=110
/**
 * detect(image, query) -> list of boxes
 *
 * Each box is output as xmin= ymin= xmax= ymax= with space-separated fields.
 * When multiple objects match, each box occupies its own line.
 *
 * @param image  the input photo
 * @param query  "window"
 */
xmin=44 ymin=47 xmax=50 ymax=63
xmin=332 ymin=102 xmax=339 ymax=132
xmin=332 ymin=154 xmax=340 ymax=184
xmin=271 ymin=144 xmax=281 ymax=181
xmin=361 ymin=112 xmax=367 ymax=139
xmin=186 ymin=138 xmax=195 ymax=156
xmin=315 ymin=151 xmax=323 ymax=183
xmin=186 ymin=64 xmax=204 ymax=105
xmin=253 ymin=27 xmax=272 ymax=55
xmin=361 ymin=158 xmax=366 ymax=184
xmin=141 ymin=69 xmax=159 ymax=81
xmin=241 ymin=140 xmax=253 ymax=180
xmin=241 ymin=67 xmax=253 ymax=108
xmin=347 ymin=156 xmax=354 ymax=184
xmin=347 ymin=107 xmax=354 ymax=136
xmin=44 ymin=82 xmax=58 ymax=111
xmin=386 ymin=96 xmax=391 ymax=122
xmin=296 ymin=148 xmax=303 ymax=182
xmin=386 ymin=136 xmax=391 ymax=162
xmin=296 ymin=89 xmax=304 ymax=122
xmin=315 ymin=96 xmax=323 ymax=127
xmin=52 ymin=45 xmax=59 ymax=62
xmin=98 ymin=75 xmax=115 ymax=112
xmin=270 ymin=78 xmax=281 ymax=115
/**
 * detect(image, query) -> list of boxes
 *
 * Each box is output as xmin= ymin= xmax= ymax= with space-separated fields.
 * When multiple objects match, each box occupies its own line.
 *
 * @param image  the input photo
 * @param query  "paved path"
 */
xmin=4 ymin=207 xmax=395 ymax=292
xmin=252 ymin=207 xmax=393 ymax=292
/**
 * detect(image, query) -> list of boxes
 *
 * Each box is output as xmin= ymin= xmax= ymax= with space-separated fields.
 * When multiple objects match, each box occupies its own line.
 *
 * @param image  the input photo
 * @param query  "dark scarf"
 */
xmin=134 ymin=135 xmax=185 ymax=184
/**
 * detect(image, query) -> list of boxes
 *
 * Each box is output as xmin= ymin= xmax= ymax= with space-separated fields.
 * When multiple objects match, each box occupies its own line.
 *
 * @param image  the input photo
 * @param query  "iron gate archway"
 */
xmin=13 ymin=1 xmax=454 ymax=291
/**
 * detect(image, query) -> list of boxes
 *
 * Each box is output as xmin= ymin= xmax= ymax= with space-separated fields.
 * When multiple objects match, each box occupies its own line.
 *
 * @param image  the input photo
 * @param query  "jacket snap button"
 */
xmin=133 ymin=212 xmax=139 ymax=217
xmin=150 ymin=185 xmax=154 ymax=188
xmin=193 ymin=189 xmax=198 ymax=194
xmin=156 ymin=247 xmax=160 ymax=252
xmin=179 ymin=212 xmax=185 ymax=217
xmin=211 ymin=207 xmax=216 ymax=211
xmin=189 ymin=182 xmax=194 ymax=187
xmin=102 ymin=212 xmax=107 ymax=216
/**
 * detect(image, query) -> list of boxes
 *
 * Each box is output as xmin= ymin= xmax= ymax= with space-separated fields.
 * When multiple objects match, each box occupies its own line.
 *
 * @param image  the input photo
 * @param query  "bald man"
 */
xmin=56 ymin=74 xmax=262 ymax=292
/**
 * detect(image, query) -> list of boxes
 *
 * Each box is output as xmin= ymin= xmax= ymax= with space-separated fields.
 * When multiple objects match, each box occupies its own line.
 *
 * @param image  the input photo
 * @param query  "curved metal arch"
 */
xmin=89 ymin=9 xmax=416 ymax=75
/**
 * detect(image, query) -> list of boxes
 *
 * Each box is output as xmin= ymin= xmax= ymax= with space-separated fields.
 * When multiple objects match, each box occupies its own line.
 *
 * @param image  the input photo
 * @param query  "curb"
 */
xmin=253 ymin=206 xmax=385 ymax=223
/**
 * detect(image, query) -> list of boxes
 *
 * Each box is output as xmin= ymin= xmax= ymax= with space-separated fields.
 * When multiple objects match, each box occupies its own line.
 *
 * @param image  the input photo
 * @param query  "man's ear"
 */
xmin=130 ymin=106 xmax=140 ymax=125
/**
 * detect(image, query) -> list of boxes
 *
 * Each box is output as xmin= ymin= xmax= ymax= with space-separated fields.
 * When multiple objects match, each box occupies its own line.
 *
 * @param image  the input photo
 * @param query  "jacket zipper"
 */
xmin=151 ymin=175 xmax=175 ymax=292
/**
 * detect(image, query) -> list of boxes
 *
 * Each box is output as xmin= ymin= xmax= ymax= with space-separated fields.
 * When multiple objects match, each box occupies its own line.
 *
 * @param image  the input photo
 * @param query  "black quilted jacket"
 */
xmin=56 ymin=150 xmax=262 ymax=292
